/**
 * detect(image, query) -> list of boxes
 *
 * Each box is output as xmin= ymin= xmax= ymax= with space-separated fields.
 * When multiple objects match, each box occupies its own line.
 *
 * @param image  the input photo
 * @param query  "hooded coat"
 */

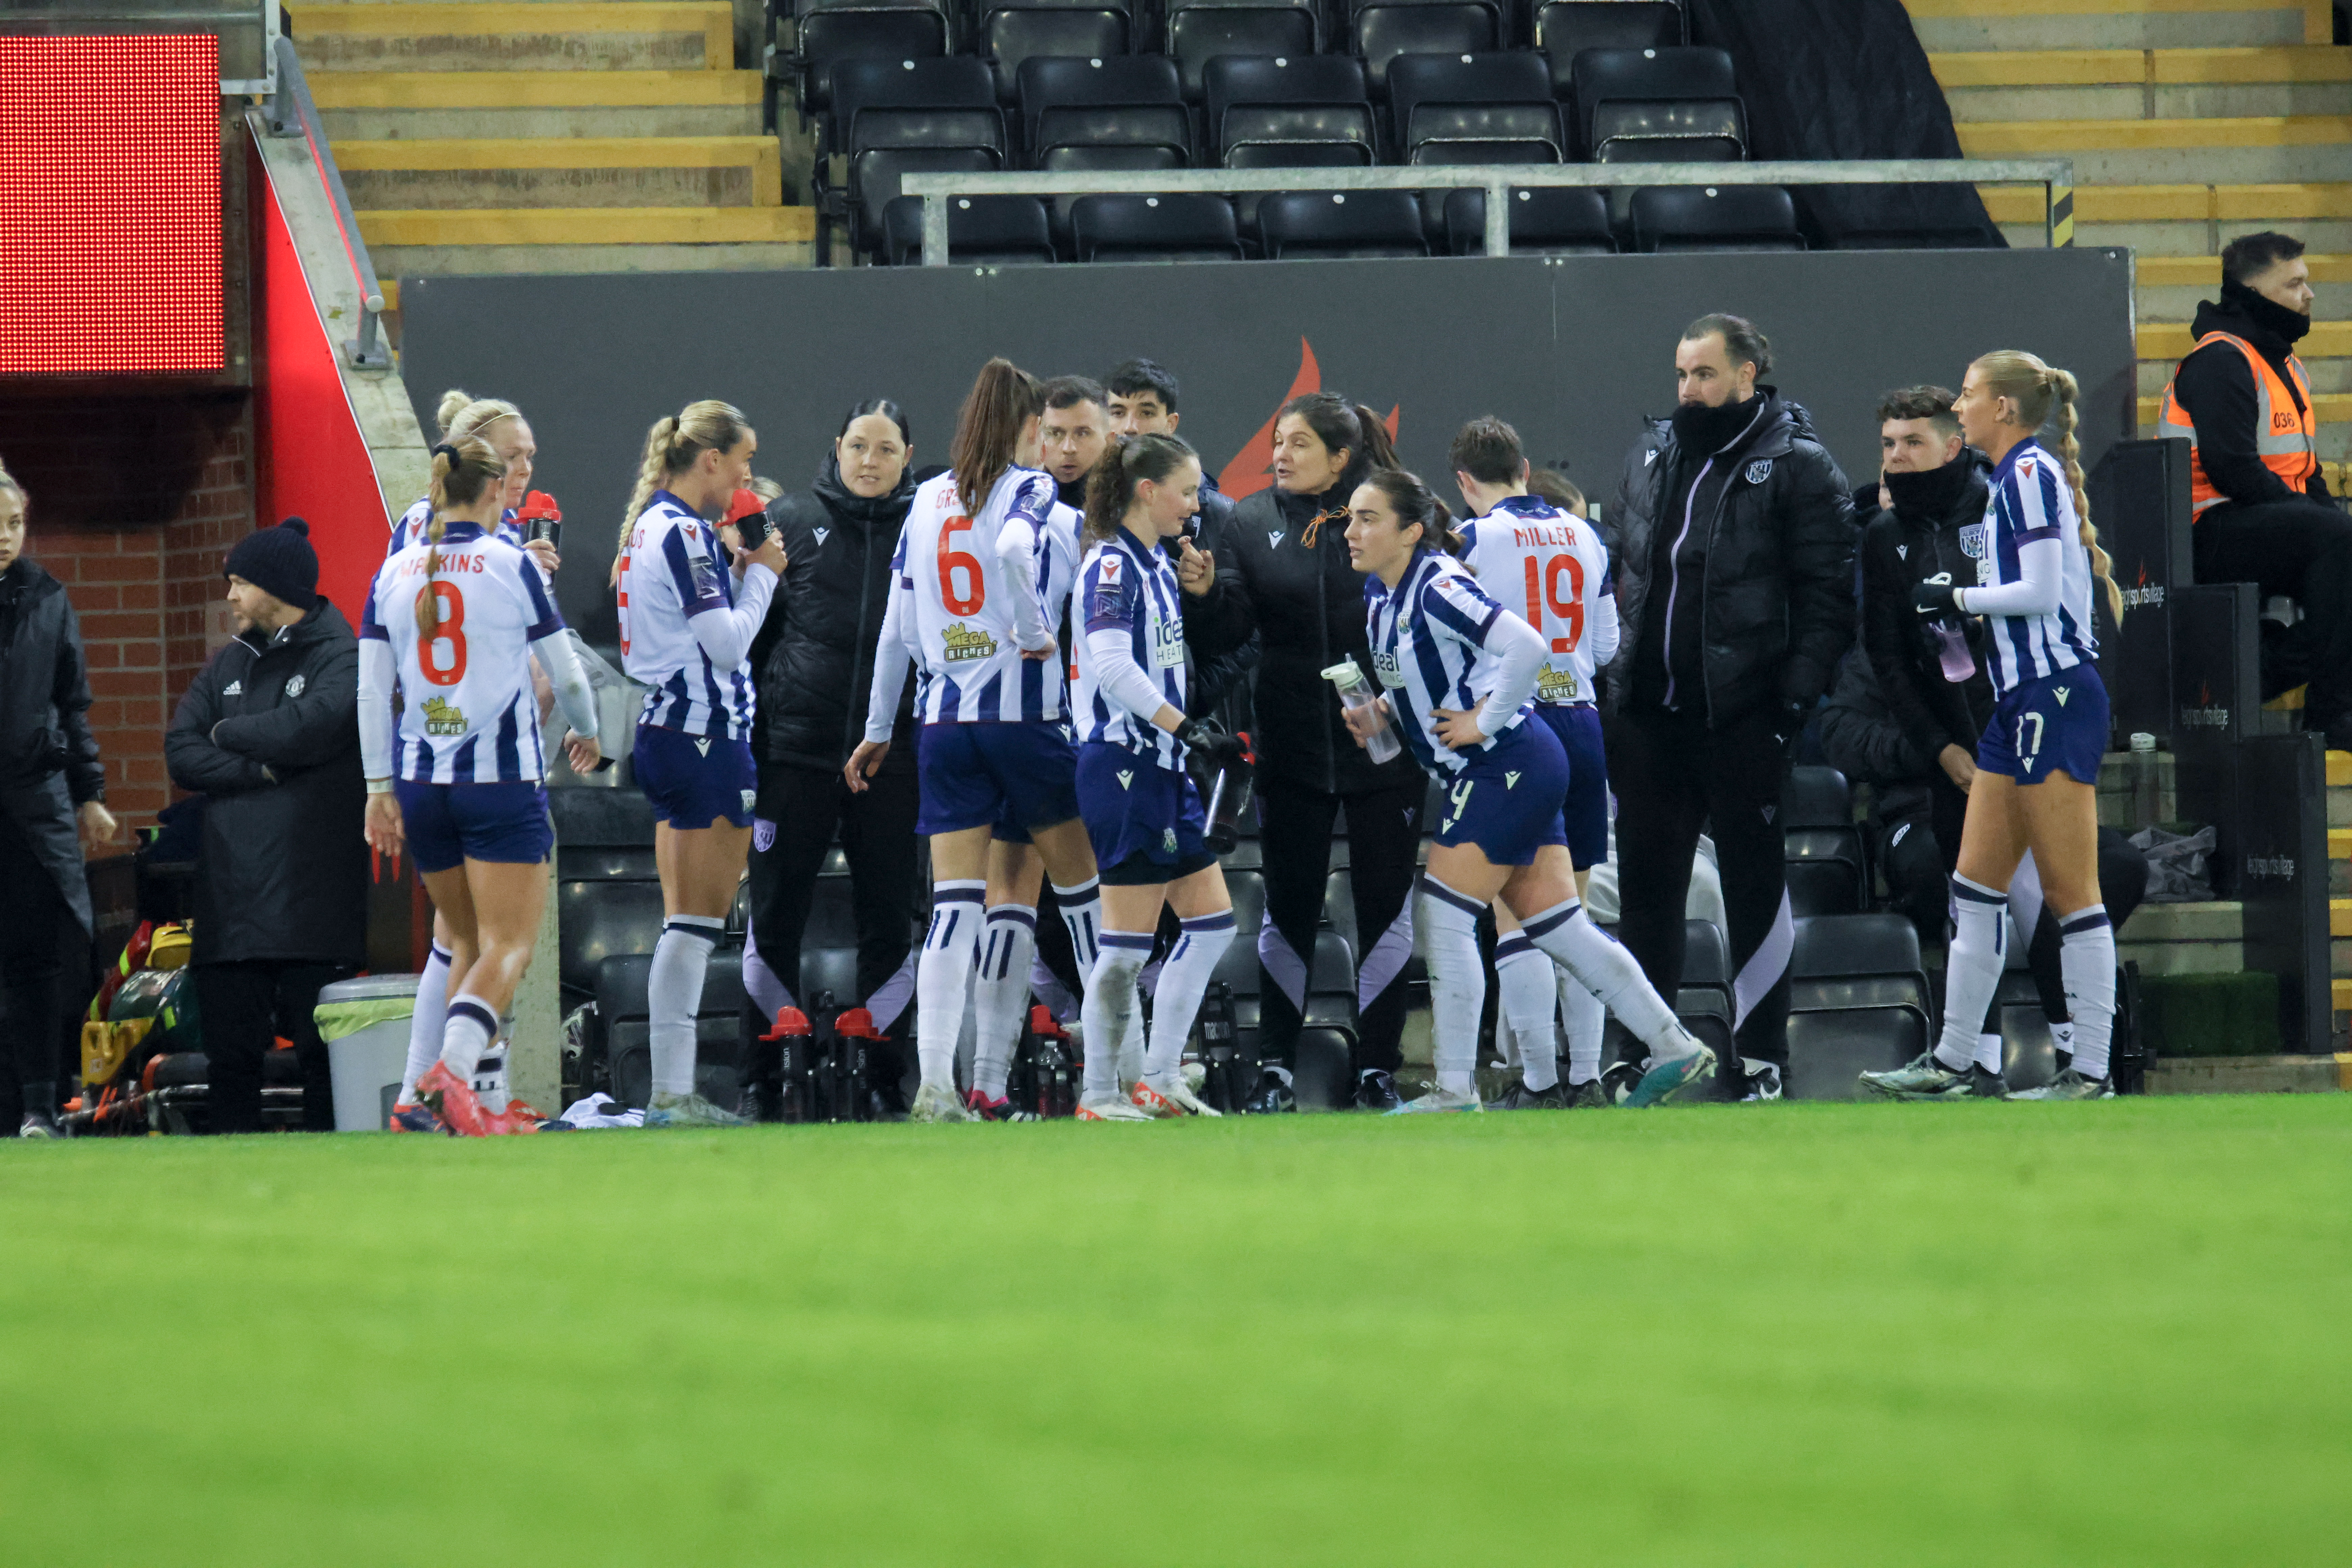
xmin=0 ymin=559 xmax=102 ymax=933
xmin=1857 ymin=452 xmax=1998 ymax=768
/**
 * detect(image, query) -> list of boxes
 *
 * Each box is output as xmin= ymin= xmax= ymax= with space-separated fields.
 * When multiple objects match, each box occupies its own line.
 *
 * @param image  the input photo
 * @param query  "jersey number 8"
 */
xmin=420 ymin=582 xmax=469 ymax=686
xmin=1522 ymin=553 xmax=1586 ymax=654
xmin=938 ymin=514 xmax=986 ymax=616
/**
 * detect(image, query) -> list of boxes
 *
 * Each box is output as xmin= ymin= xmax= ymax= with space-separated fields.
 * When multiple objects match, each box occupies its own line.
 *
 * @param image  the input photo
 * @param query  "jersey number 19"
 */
xmin=1523 ymin=553 xmax=1585 ymax=654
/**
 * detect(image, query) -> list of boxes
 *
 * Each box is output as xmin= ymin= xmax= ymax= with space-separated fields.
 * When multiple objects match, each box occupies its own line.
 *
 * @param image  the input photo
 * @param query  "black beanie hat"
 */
xmin=224 ymin=517 xmax=319 ymax=611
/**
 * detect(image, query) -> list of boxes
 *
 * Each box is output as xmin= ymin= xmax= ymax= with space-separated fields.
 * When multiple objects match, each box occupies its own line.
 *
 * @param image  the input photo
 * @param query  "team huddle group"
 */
xmin=360 ymin=320 xmax=2124 ymax=1135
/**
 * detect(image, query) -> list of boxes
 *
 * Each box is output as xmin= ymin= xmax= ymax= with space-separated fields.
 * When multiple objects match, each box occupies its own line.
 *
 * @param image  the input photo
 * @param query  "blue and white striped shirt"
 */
xmin=1074 ymin=529 xmax=1186 ymax=770
xmin=618 ymin=491 xmax=755 ymax=739
xmin=1967 ymin=439 xmax=2097 ymax=697
xmin=1365 ymin=548 xmax=1539 ymax=778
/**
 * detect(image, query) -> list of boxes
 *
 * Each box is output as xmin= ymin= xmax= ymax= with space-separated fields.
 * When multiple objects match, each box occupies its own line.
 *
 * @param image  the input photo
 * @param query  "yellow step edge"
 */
xmin=1906 ymin=0 xmax=2333 ymax=44
xmin=2335 ymin=898 xmax=2352 ymax=938
xmin=1960 ymin=117 xmax=2352 ymax=154
xmin=2332 ymin=826 xmax=2352 ymax=858
xmin=2330 ymin=750 xmax=2352 ymax=787
xmin=1933 ymin=47 xmax=2352 ymax=88
xmin=2138 ymin=321 xmax=2352 ymax=359
xmin=287 ymin=4 xmax=733 ymax=66
xmin=2137 ymin=391 xmax=2352 ymax=422
xmin=2335 ymin=977 xmax=2352 ymax=1013
xmin=2136 ymin=253 xmax=2352 ymax=285
xmin=382 ymin=278 xmax=399 ymax=312
xmin=1980 ymin=182 xmax=2352 ymax=225
xmin=358 ymin=205 xmax=813 ymax=246
xmin=310 ymin=69 xmax=762 ymax=110
xmin=337 ymin=134 xmax=780 ymax=205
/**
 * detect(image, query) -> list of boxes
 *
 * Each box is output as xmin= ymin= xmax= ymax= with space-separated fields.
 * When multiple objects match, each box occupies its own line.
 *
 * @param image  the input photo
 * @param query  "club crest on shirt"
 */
xmin=752 ymin=818 xmax=776 ymax=853
xmin=284 ymin=675 xmax=305 ymax=698
xmin=942 ymin=623 xmax=999 ymax=663
xmin=1744 ymin=459 xmax=1774 ymax=484
xmin=421 ymin=696 xmax=465 ymax=736
xmin=1162 ymin=828 xmax=1178 ymax=852
xmin=740 ymin=789 xmax=758 ymax=812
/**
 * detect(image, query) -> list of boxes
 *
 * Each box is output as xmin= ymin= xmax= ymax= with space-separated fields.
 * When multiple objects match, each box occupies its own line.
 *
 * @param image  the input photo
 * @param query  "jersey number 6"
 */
xmin=939 ymin=514 xmax=987 ymax=616
xmin=420 ymin=581 xmax=469 ymax=686
xmin=1523 ymin=553 xmax=1586 ymax=654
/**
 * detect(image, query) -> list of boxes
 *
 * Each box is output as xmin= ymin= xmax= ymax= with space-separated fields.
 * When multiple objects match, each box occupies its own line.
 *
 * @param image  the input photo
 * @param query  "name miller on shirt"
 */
xmin=1508 ymin=523 xmax=1579 ymax=549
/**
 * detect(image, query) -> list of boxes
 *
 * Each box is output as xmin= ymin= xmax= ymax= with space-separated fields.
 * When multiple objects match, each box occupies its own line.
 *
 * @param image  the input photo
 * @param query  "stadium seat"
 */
xmin=1628 ymin=184 xmax=1803 ymax=253
xmin=1532 ymin=0 xmax=1679 ymax=95
xmin=1781 ymin=764 xmax=1865 ymax=917
xmin=1018 ymin=54 xmax=1188 ymax=166
xmin=883 ymin=193 xmax=1056 ymax=264
xmin=1442 ymin=185 xmax=1614 ymax=254
xmin=1205 ymin=54 xmax=1376 ymax=169
xmin=791 ymin=0 xmax=951 ymax=125
xmin=1675 ymin=918 xmax=1736 ymax=1064
xmin=1164 ymin=0 xmax=1320 ymax=99
xmin=1069 ymin=192 xmax=1243 ymax=260
xmin=1569 ymin=45 xmax=1744 ymax=162
xmin=1783 ymin=913 xmax=1931 ymax=1101
xmin=551 ymin=788 xmax=663 ymax=998
xmin=1351 ymin=3 xmax=1501 ymax=95
xmin=979 ymin=2 xmax=1131 ymax=101
xmin=830 ymin=59 xmax=1007 ymax=257
xmin=597 ymin=947 xmax=751 ymax=1110
xmin=1387 ymin=51 xmax=1561 ymax=163
xmin=1257 ymin=190 xmax=1430 ymax=258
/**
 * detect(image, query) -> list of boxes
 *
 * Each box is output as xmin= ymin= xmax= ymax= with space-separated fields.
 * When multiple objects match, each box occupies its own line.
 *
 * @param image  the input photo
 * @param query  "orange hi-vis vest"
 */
xmin=2156 ymin=330 xmax=2319 ymax=515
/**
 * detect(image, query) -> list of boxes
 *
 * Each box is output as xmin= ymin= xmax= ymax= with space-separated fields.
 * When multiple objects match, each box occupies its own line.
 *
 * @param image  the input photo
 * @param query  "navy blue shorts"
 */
xmin=1530 ymin=703 xmax=1608 ymax=869
xmin=1977 ymin=664 xmax=2108 ymax=786
xmin=394 ymin=779 xmax=552 ymax=874
xmin=633 ymin=724 xmax=757 ymax=829
xmin=1431 ymin=718 xmax=1568 ymax=867
xmin=1076 ymin=743 xmax=1214 ymax=884
xmin=915 ymin=719 xmax=1079 ymax=837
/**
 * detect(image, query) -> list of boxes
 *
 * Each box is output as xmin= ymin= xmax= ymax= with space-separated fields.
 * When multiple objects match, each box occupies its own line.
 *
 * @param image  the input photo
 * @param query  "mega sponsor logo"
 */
xmin=941 ymin=623 xmax=999 ymax=663
xmin=421 ymin=696 xmax=466 ymax=735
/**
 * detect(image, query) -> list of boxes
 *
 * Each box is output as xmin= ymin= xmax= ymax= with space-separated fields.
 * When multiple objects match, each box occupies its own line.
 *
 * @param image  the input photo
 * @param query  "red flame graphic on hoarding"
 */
xmin=1218 ymin=336 xmax=1401 ymax=499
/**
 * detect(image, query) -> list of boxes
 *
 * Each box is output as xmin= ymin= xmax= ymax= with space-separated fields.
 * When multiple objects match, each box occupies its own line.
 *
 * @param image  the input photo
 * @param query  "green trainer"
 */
xmin=1859 ymin=1052 xmax=2006 ymax=1101
xmin=1386 ymin=1084 xmax=1483 ymax=1115
xmin=645 ymin=1092 xmax=750 ymax=1129
xmin=1624 ymin=1045 xmax=1717 ymax=1108
xmin=2006 ymin=1068 xmax=2113 ymax=1101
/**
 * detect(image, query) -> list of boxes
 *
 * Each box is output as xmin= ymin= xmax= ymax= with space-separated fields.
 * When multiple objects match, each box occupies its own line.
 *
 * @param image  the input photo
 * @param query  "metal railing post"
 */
xmin=1483 ymin=177 xmax=1509 ymax=258
xmin=922 ymin=192 xmax=950 ymax=267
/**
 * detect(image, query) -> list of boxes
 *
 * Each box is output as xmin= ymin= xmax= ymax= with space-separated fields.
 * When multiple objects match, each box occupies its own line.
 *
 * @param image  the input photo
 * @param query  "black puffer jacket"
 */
xmin=1858 ymin=453 xmax=1997 ymax=767
xmin=1182 ymin=483 xmax=1423 ymax=795
xmin=164 ymin=601 xmax=367 ymax=966
xmin=749 ymin=457 xmax=917 ymax=776
xmin=1606 ymin=388 xmax=1857 ymax=728
xmin=0 ymin=558 xmax=103 ymax=933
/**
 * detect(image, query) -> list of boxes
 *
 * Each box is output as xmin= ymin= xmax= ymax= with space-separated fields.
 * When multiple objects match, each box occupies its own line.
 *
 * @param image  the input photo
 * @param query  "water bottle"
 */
xmin=2130 ymin=733 xmax=2162 ymax=831
xmin=763 ymin=1006 xmax=814 ymax=1124
xmin=1192 ymin=733 xmax=1256 ymax=854
xmin=1198 ymin=982 xmax=1239 ymax=1113
xmin=1323 ymin=659 xmax=1401 ymax=763
xmin=1931 ymin=618 xmax=1976 ymax=684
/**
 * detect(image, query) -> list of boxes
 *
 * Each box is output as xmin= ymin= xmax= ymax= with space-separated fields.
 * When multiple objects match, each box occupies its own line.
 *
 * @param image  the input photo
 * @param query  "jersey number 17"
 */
xmin=1523 ymin=554 xmax=1585 ymax=654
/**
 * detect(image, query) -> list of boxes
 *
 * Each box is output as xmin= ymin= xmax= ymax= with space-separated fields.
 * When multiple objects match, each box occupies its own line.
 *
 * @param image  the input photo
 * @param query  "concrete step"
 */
xmin=1905 ymin=0 xmax=2331 ymax=53
xmin=287 ymin=3 xmax=734 ymax=72
xmin=2140 ymin=319 xmax=2352 ymax=360
xmin=1958 ymin=116 xmax=2352 ymax=183
xmin=363 ymin=203 xmax=812 ymax=250
xmin=2118 ymin=899 xmax=2244 ymax=978
xmin=378 ymin=238 xmax=813 ymax=289
xmin=337 ymin=133 xmax=780 ymax=208
xmin=2145 ymin=1053 xmax=2345 ymax=1092
xmin=2136 ymin=356 xmax=2352 ymax=396
xmin=313 ymin=68 xmax=762 ymax=138
xmin=1982 ymin=180 xmax=2352 ymax=228
xmin=1935 ymin=46 xmax=2352 ymax=122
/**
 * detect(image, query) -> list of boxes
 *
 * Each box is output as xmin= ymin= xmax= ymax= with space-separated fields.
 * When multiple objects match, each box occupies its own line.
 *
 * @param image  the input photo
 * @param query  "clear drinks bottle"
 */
xmin=1323 ymin=659 xmax=1401 ymax=763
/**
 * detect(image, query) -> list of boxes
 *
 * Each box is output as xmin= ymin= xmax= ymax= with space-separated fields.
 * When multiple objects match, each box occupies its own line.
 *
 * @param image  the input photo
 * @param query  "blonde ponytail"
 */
xmin=418 ymin=434 xmax=505 ymax=639
xmin=1972 ymin=350 xmax=2124 ymax=624
xmin=438 ymin=387 xmax=521 ymax=447
xmin=612 ymin=401 xmax=753 ymax=587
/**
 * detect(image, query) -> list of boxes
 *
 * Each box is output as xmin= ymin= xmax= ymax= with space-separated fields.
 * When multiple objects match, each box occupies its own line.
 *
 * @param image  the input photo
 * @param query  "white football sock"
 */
xmin=1559 ymin=971 xmax=1606 ymax=1085
xmin=1052 ymin=878 xmax=1102 ymax=975
xmin=1976 ymin=1032 xmax=2005 ymax=1076
xmin=1145 ymin=911 xmax=1236 ymax=1082
xmin=400 ymin=942 xmax=451 ymax=1103
xmin=1419 ymin=879 xmax=1488 ymax=1099
xmin=1494 ymin=931 xmax=1561 ymax=1091
xmin=2058 ymin=908 xmax=2116 ymax=1080
xmin=1081 ymin=934 xmax=1151 ymax=1098
xmin=1520 ymin=898 xmax=1697 ymax=1063
xmin=970 ymin=902 xmax=1037 ymax=1100
xmin=1935 ymin=875 xmax=2008 ymax=1074
xmin=2049 ymin=1019 xmax=2075 ymax=1061
xmin=438 ymin=993 xmax=500 ymax=1082
xmin=916 ymin=881 xmax=986 ymax=1089
xmin=648 ymin=915 xmax=721 ymax=1099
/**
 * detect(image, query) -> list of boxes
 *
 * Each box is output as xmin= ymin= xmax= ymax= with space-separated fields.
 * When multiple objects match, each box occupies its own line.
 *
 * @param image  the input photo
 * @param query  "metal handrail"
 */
xmin=264 ymin=34 xmax=389 ymax=370
xmin=902 ymin=157 xmax=2074 ymax=266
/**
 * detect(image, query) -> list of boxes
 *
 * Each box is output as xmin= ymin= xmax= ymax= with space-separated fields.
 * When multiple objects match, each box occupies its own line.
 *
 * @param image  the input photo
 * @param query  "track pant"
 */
xmin=194 ymin=960 xmax=353 ymax=1133
xmin=2193 ymin=497 xmax=2352 ymax=724
xmin=1255 ymin=775 xmax=1423 ymax=1075
xmin=1607 ymin=707 xmax=1793 ymax=1071
xmin=0 ymin=810 xmax=73 ymax=1119
xmin=742 ymin=763 xmax=920 ymax=1085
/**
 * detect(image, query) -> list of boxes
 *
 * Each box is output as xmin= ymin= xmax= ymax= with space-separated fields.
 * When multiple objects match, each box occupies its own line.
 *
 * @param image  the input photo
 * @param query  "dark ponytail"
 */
xmin=1279 ymin=391 xmax=1399 ymax=497
xmin=1360 ymin=467 xmax=1464 ymax=556
xmin=1084 ymin=433 xmax=1197 ymax=546
xmin=951 ymin=357 xmax=1043 ymax=514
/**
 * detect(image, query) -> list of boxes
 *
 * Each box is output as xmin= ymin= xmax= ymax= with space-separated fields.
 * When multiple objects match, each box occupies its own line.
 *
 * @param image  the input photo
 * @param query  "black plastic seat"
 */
xmin=849 ymin=116 xmax=1005 ymax=256
xmin=1351 ymin=3 xmax=1500 ymax=95
xmin=1442 ymin=185 xmax=1613 ymax=253
xmin=1019 ymin=53 xmax=1187 ymax=162
xmin=1782 ymin=763 xmax=1864 ymax=916
xmin=1533 ymin=0 xmax=1679 ymax=95
xmin=980 ymin=3 xmax=1130 ymax=101
xmin=1258 ymin=189 xmax=1429 ymax=258
xmin=1783 ymin=913 xmax=1932 ymax=1101
xmin=1204 ymin=54 xmax=1373 ymax=163
xmin=1571 ymin=45 xmax=1744 ymax=161
xmin=1387 ymin=51 xmax=1557 ymax=160
xmin=597 ymin=948 xmax=749 ymax=1110
xmin=1629 ymin=183 xmax=1802 ymax=252
xmin=1165 ymin=0 xmax=1319 ymax=99
xmin=792 ymin=0 xmax=951 ymax=121
xmin=882 ymin=193 xmax=1056 ymax=263
xmin=1069 ymin=192 xmax=1243 ymax=260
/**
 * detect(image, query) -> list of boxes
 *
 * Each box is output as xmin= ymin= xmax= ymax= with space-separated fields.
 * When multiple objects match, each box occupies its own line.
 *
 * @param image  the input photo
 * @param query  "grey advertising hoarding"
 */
xmin=398 ymin=247 xmax=2137 ymax=642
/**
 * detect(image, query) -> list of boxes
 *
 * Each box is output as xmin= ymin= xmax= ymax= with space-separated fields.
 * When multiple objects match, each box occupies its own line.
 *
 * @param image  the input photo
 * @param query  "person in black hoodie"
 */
xmin=2156 ymin=230 xmax=2348 ymax=745
xmin=1604 ymin=314 xmax=1855 ymax=1099
xmin=165 ymin=518 xmax=367 ymax=1133
xmin=740 ymin=400 xmax=919 ymax=1107
xmin=1181 ymin=391 xmax=1422 ymax=1112
xmin=0 ymin=461 xmax=117 ymax=1137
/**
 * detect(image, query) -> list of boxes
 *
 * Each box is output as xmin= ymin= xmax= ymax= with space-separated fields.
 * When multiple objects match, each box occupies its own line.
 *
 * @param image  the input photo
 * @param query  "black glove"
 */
xmin=1913 ymin=575 xmax=1959 ymax=617
xmin=1176 ymin=716 xmax=1247 ymax=765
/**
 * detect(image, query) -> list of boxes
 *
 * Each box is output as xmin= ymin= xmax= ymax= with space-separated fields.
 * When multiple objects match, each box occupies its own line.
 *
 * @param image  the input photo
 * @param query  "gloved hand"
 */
xmin=1913 ymin=573 xmax=1959 ymax=617
xmin=1176 ymin=716 xmax=1248 ymax=765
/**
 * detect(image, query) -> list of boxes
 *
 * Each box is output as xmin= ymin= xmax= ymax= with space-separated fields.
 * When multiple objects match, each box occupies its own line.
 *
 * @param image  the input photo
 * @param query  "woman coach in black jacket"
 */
xmin=0 ymin=461 xmax=117 ymax=1136
xmin=1183 ymin=392 xmax=1424 ymax=1112
xmin=741 ymin=400 xmax=920 ymax=1109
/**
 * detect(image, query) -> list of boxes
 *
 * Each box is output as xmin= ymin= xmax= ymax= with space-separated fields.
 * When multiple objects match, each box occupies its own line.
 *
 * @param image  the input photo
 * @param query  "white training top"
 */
xmin=1364 ymin=547 xmax=1546 ymax=779
xmin=359 ymin=521 xmax=596 ymax=784
xmin=863 ymin=466 xmax=1063 ymax=739
xmin=1459 ymin=494 xmax=1618 ymax=707
xmin=1954 ymin=439 xmax=2098 ymax=697
xmin=617 ymin=489 xmax=777 ymax=739
xmin=1074 ymin=528 xmax=1187 ymax=771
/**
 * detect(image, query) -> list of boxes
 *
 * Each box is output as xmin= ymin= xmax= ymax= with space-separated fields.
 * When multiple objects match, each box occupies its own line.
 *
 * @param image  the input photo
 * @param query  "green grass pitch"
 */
xmin=5 ymin=1095 xmax=2350 ymax=1565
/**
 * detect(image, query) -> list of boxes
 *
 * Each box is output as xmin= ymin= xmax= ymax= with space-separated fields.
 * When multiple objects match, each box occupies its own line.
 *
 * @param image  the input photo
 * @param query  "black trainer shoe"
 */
xmin=1490 ymin=1079 xmax=1571 ymax=1110
xmin=1242 ymin=1066 xmax=1296 ymax=1114
xmin=1598 ymin=1060 xmax=1644 ymax=1106
xmin=1563 ymin=1077 xmax=1611 ymax=1109
xmin=1354 ymin=1069 xmax=1401 ymax=1113
xmin=1737 ymin=1061 xmax=1785 ymax=1103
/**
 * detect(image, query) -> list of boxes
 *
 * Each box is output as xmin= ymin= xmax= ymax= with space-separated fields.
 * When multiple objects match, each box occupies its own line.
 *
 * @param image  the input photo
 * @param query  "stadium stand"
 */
xmin=1783 ymin=913 xmax=1934 ymax=1103
xmin=1781 ymin=766 xmax=1867 ymax=919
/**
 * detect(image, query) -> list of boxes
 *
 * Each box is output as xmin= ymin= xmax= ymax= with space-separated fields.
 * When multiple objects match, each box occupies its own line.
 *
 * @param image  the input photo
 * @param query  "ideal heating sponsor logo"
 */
xmin=2244 ymin=854 xmax=2297 ymax=882
xmin=2178 ymin=681 xmax=2230 ymax=731
xmin=2119 ymin=562 xmax=2166 ymax=612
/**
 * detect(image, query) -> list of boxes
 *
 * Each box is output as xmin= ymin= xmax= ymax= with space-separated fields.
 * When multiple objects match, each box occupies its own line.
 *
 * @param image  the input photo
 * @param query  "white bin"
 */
xmin=318 ymin=974 xmax=421 ymax=1132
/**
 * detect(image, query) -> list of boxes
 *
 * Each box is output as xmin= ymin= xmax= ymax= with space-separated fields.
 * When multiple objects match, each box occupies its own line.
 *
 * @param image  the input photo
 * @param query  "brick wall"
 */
xmin=0 ymin=393 xmax=254 ymax=837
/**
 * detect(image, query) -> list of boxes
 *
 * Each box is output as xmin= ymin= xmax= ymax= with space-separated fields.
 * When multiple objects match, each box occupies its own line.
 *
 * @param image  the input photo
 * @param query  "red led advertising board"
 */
xmin=0 ymin=35 xmax=224 ymax=375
